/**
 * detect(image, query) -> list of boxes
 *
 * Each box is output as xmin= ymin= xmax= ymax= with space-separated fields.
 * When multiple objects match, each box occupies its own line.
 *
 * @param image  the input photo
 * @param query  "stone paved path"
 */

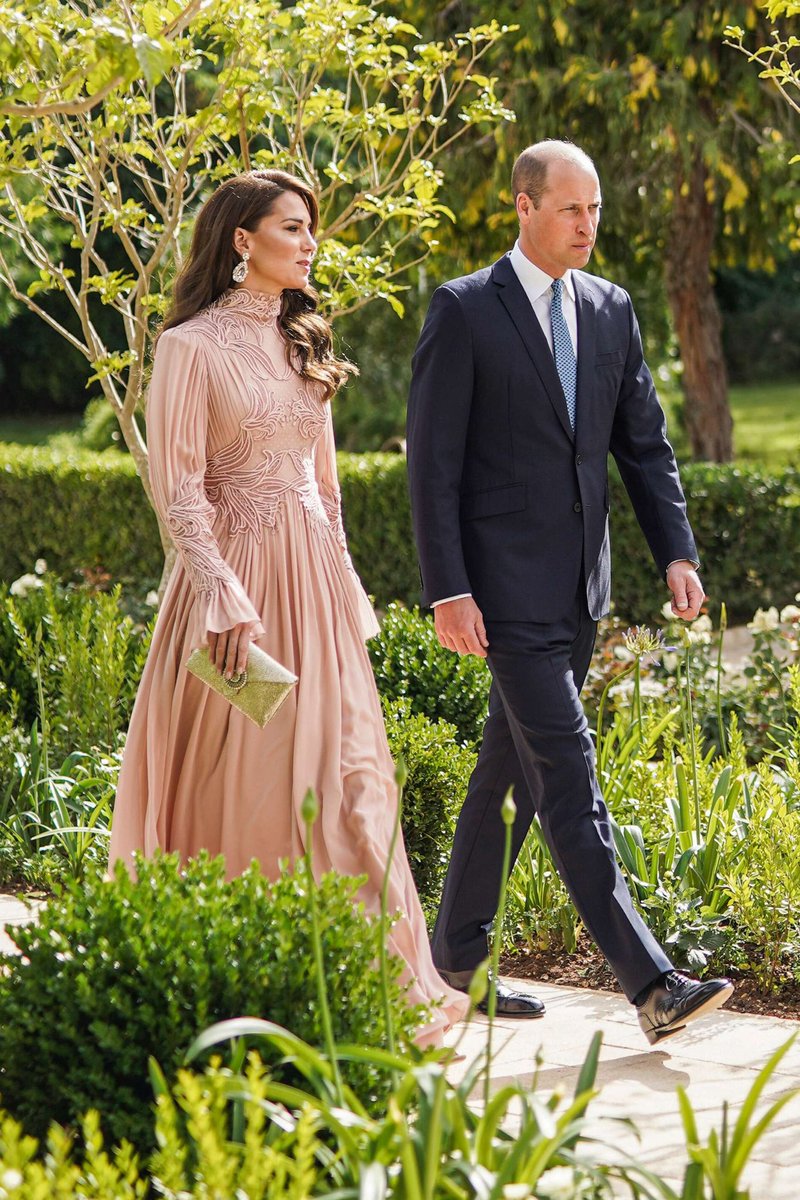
xmin=445 ymin=979 xmax=799 ymax=1198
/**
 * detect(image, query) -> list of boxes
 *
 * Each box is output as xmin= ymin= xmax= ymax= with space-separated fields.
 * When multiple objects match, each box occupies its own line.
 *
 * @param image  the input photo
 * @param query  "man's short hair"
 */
xmin=512 ymin=141 xmax=597 ymax=208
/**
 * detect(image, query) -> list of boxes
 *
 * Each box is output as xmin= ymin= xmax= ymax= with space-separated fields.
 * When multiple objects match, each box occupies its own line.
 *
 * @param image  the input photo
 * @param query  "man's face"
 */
xmin=516 ymin=160 xmax=602 ymax=278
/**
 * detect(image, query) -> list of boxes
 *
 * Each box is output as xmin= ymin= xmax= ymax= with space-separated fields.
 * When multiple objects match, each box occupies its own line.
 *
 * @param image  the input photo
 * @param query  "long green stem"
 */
xmin=485 ymin=787 xmax=516 ymax=1108
xmin=633 ymin=656 xmax=642 ymax=742
xmin=715 ymin=603 xmax=728 ymax=757
xmin=301 ymin=788 xmax=345 ymax=1107
xmin=34 ymin=622 xmax=49 ymax=779
xmin=683 ymin=643 xmax=701 ymax=838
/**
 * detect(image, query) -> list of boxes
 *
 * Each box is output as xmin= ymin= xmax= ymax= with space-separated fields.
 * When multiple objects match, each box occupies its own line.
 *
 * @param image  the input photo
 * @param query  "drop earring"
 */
xmin=232 ymin=249 xmax=250 ymax=285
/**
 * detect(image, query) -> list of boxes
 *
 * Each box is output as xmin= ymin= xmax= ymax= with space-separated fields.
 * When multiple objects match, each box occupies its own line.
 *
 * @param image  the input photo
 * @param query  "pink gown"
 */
xmin=108 ymin=287 xmax=468 ymax=1043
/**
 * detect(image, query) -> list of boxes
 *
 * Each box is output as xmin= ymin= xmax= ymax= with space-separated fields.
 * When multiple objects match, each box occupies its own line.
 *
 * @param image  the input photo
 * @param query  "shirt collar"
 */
xmin=509 ymin=241 xmax=575 ymax=302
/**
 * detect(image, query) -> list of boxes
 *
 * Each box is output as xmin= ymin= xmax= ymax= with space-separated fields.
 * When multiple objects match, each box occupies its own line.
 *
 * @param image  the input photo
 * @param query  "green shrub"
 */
xmin=382 ymin=698 xmax=475 ymax=917
xmin=722 ymin=766 xmax=800 ymax=991
xmin=608 ymin=461 xmax=800 ymax=623
xmin=0 ymin=852 xmax=425 ymax=1152
xmin=0 ymin=578 xmax=152 ymax=760
xmin=370 ymin=603 xmax=491 ymax=745
xmin=77 ymin=395 xmax=145 ymax=453
xmin=1 ymin=446 xmax=798 ymax=622
xmin=0 ymin=1063 xmax=326 ymax=1198
xmin=0 ymin=445 xmax=162 ymax=585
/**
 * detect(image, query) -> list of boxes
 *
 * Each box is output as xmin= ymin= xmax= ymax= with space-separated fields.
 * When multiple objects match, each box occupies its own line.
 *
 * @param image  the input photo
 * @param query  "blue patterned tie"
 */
xmin=550 ymin=278 xmax=577 ymax=431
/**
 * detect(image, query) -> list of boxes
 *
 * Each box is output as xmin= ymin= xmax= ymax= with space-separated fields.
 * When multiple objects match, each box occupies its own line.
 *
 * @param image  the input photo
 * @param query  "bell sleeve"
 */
xmin=315 ymin=402 xmax=379 ymax=641
xmin=147 ymin=327 xmax=265 ymax=641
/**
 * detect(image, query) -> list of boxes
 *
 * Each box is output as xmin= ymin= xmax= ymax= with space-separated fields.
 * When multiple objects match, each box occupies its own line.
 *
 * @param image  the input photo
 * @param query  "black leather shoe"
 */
xmin=439 ymin=971 xmax=545 ymax=1018
xmin=637 ymin=971 xmax=734 ymax=1045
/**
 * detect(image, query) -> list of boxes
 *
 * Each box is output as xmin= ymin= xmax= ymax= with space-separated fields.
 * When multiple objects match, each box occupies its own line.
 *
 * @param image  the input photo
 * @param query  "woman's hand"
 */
xmin=207 ymin=623 xmax=251 ymax=680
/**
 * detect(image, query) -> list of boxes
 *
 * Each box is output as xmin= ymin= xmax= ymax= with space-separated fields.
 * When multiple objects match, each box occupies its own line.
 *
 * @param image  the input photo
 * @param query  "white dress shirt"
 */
xmin=508 ymin=240 xmax=577 ymax=356
xmin=431 ymin=246 xmax=695 ymax=607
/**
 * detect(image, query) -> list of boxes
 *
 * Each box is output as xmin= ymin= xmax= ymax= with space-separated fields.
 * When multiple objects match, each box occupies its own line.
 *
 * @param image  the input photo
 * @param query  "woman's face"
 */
xmin=233 ymin=190 xmax=317 ymax=294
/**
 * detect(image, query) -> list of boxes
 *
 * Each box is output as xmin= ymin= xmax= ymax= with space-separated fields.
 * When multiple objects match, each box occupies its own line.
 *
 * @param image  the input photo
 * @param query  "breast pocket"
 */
xmin=460 ymin=483 xmax=527 ymax=521
xmin=595 ymin=349 xmax=625 ymax=367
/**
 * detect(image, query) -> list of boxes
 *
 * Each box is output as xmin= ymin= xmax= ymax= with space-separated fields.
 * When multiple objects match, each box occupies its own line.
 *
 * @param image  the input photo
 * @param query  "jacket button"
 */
xmin=576 ymin=454 xmax=583 ymax=466
xmin=573 ymin=501 xmax=582 ymax=513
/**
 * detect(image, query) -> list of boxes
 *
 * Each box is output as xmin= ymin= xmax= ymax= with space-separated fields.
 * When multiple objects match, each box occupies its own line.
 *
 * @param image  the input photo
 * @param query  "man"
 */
xmin=406 ymin=140 xmax=733 ymax=1044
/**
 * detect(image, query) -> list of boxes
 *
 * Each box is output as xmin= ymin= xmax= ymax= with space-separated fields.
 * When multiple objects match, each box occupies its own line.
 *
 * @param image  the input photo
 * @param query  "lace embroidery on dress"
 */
xmin=320 ymin=483 xmax=355 ymax=571
xmin=189 ymin=287 xmax=345 ymax=549
xmin=295 ymin=455 xmax=328 ymax=529
xmin=165 ymin=488 xmax=240 ymax=599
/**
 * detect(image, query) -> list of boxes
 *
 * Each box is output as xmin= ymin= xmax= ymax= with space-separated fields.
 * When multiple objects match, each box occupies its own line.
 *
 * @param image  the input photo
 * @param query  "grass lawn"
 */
xmin=624 ymin=379 xmax=799 ymax=468
xmin=0 ymin=413 xmax=82 ymax=445
xmin=729 ymin=381 xmax=799 ymax=467
xmin=0 ymin=380 xmax=797 ymax=464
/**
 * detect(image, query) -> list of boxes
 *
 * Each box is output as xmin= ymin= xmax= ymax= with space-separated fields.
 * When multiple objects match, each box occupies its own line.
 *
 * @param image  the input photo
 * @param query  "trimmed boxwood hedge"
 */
xmin=0 ymin=445 xmax=798 ymax=623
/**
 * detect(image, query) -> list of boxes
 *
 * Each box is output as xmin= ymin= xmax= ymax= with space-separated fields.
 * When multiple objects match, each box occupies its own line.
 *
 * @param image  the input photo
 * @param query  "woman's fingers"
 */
xmin=207 ymin=624 xmax=250 ymax=678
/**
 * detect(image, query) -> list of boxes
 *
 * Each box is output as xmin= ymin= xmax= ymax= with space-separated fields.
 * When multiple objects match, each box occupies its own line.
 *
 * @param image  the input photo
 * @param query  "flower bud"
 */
xmin=394 ymin=755 xmax=408 ymax=790
xmin=301 ymin=787 xmax=319 ymax=825
xmin=501 ymin=787 xmax=517 ymax=826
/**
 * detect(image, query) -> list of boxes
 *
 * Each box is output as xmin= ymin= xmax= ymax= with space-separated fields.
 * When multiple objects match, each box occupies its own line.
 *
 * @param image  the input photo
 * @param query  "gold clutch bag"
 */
xmin=185 ymin=643 xmax=298 ymax=728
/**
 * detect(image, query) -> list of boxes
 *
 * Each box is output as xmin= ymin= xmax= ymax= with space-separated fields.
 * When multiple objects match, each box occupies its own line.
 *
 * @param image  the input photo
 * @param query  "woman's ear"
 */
xmin=232 ymin=227 xmax=249 ymax=255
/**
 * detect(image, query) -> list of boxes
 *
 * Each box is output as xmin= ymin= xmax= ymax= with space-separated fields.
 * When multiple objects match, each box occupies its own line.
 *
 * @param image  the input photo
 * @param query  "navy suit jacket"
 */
xmin=406 ymin=253 xmax=698 ymax=622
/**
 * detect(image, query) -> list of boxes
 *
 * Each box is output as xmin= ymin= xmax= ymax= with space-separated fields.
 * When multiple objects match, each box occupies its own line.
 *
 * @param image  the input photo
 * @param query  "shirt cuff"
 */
xmin=666 ymin=559 xmax=700 ymax=572
xmin=431 ymin=593 xmax=473 ymax=607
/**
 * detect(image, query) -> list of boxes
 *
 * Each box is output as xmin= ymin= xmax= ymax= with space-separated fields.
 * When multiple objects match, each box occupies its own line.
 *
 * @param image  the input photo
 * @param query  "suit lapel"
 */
xmin=492 ymin=256 xmax=574 ymax=442
xmin=574 ymin=273 xmax=596 ymax=445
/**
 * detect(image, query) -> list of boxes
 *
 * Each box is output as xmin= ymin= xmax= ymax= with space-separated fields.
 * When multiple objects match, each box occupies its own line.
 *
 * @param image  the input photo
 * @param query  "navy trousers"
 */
xmin=430 ymin=594 xmax=671 ymax=1001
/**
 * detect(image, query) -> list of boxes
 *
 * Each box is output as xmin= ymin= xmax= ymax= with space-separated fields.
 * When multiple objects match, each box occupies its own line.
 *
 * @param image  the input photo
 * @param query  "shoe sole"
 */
xmin=478 ymin=1007 xmax=546 ymax=1019
xmin=643 ymin=982 xmax=735 ymax=1045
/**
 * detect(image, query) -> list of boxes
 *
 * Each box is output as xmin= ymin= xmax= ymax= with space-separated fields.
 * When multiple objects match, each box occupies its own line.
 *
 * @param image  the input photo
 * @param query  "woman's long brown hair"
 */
xmin=161 ymin=169 xmax=356 ymax=401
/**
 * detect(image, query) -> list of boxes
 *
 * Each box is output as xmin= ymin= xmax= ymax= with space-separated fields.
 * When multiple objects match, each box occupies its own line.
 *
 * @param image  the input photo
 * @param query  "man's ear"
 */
xmin=515 ymin=193 xmax=532 ymax=224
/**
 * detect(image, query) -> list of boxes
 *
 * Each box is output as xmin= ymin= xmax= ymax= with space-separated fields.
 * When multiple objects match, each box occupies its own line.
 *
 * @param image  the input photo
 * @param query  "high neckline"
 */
xmin=216 ymin=287 xmax=282 ymax=321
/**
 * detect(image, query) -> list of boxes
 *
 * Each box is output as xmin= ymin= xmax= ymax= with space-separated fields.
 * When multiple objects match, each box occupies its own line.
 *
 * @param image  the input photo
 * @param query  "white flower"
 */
xmin=536 ymin=1167 xmax=580 ymax=1199
xmin=614 ymin=645 xmax=634 ymax=661
xmin=33 ymin=558 xmax=47 ymax=575
xmin=145 ymin=590 xmax=160 ymax=608
xmin=1 ymin=1169 xmax=24 ymax=1190
xmin=693 ymin=614 xmax=713 ymax=633
xmin=502 ymin=1186 xmax=532 ymax=1200
xmin=611 ymin=677 xmax=666 ymax=699
xmin=9 ymin=573 xmax=45 ymax=598
xmin=780 ymin=604 xmax=800 ymax=623
xmin=662 ymin=651 xmax=679 ymax=673
xmin=661 ymin=599 xmax=676 ymax=620
xmin=747 ymin=606 xmax=780 ymax=633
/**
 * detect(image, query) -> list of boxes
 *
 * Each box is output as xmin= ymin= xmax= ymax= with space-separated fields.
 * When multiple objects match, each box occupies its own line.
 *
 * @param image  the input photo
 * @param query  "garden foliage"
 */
xmin=370 ymin=603 xmax=491 ymax=746
xmin=381 ymin=697 xmax=476 ymax=916
xmin=1 ymin=446 xmax=799 ymax=622
xmin=0 ymin=853 xmax=425 ymax=1152
xmin=0 ymin=577 xmax=151 ymax=758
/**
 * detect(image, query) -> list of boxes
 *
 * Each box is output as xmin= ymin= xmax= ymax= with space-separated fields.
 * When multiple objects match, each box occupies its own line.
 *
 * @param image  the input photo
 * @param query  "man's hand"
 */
xmin=666 ymin=561 xmax=705 ymax=621
xmin=208 ymin=622 xmax=252 ymax=679
xmin=433 ymin=596 xmax=489 ymax=658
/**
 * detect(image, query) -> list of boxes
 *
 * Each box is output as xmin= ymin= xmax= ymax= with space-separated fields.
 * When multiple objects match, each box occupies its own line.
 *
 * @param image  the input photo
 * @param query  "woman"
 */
xmin=108 ymin=169 xmax=468 ymax=1042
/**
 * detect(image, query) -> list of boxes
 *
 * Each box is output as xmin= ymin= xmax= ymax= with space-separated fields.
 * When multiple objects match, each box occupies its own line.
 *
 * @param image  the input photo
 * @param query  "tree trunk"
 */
xmin=664 ymin=151 xmax=734 ymax=462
